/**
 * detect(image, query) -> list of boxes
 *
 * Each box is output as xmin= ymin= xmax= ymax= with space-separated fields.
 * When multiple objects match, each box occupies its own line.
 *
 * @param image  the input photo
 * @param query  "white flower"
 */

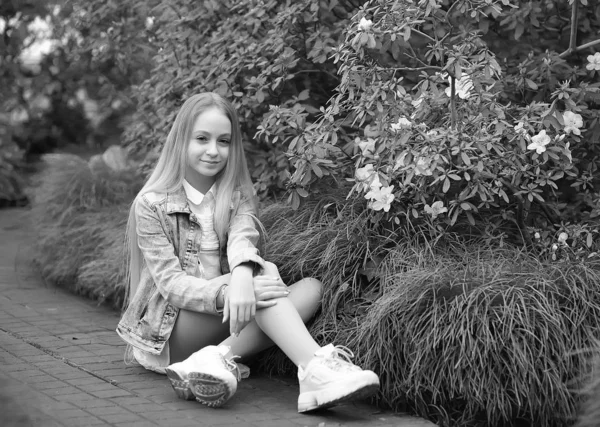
xmin=527 ymin=130 xmax=551 ymax=154
xmin=514 ymin=122 xmax=527 ymax=136
xmin=563 ymin=111 xmax=583 ymax=136
xmin=369 ymin=174 xmax=382 ymax=191
xmin=444 ymin=74 xmax=473 ymax=100
xmin=365 ymin=185 xmax=395 ymax=212
xmin=424 ymin=201 xmax=448 ymax=219
xmin=414 ymin=157 xmax=433 ymax=176
xmin=586 ymin=52 xmax=600 ymax=71
xmin=534 ymin=232 xmax=541 ymax=239
xmin=355 ymin=164 xmax=375 ymax=182
xmin=358 ymin=17 xmax=373 ymax=32
xmin=355 ymin=164 xmax=382 ymax=192
xmin=357 ymin=138 xmax=376 ymax=155
xmin=145 ymin=16 xmax=155 ymax=30
xmin=390 ymin=117 xmax=412 ymax=132
xmin=558 ymin=232 xmax=568 ymax=244
xmin=552 ymin=243 xmax=558 ymax=251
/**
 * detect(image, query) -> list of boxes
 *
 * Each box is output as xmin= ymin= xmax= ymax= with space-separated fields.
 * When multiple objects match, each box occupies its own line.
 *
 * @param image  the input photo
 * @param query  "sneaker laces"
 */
xmin=320 ymin=345 xmax=362 ymax=372
xmin=206 ymin=347 xmax=242 ymax=381
xmin=227 ymin=356 xmax=243 ymax=381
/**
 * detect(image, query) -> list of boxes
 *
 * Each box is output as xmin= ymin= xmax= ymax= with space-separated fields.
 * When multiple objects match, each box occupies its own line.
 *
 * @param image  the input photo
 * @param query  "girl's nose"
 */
xmin=206 ymin=140 xmax=219 ymax=156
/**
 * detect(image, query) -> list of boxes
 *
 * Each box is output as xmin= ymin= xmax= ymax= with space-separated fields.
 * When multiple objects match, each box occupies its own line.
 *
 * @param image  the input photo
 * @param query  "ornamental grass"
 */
xmin=258 ymin=191 xmax=600 ymax=427
xmin=29 ymin=153 xmax=142 ymax=308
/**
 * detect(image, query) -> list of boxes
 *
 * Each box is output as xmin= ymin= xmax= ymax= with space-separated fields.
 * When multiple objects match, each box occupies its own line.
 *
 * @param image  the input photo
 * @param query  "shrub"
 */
xmin=262 ymin=0 xmax=600 ymax=247
xmin=29 ymin=153 xmax=143 ymax=307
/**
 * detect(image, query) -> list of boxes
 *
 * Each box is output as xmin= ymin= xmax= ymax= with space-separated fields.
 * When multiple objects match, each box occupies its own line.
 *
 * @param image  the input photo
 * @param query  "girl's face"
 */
xmin=185 ymin=106 xmax=231 ymax=191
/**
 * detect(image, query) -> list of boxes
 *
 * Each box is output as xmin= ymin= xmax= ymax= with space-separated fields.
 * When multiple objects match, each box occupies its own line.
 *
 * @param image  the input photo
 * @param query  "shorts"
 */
xmin=130 ymin=342 xmax=170 ymax=375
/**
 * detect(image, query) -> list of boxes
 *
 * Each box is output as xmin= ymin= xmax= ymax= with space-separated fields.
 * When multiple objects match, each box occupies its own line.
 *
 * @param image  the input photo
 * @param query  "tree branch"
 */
xmin=375 ymin=65 xmax=443 ymax=72
xmin=411 ymin=28 xmax=436 ymax=44
xmin=558 ymin=1 xmax=579 ymax=58
xmin=559 ymin=38 xmax=600 ymax=58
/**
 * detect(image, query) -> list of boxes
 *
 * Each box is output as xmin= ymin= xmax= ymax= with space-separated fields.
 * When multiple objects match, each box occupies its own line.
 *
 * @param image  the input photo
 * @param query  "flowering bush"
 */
xmin=119 ymin=0 xmax=350 ymax=196
xmin=260 ymin=0 xmax=600 ymax=247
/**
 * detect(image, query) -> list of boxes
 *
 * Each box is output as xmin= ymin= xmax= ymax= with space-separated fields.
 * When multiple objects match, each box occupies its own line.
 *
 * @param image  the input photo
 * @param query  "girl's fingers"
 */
xmin=255 ymin=277 xmax=284 ymax=286
xmin=256 ymin=300 xmax=278 ymax=309
xmin=238 ymin=305 xmax=247 ymax=324
xmin=222 ymin=302 xmax=229 ymax=323
xmin=256 ymin=290 xmax=289 ymax=301
xmin=229 ymin=306 xmax=239 ymax=335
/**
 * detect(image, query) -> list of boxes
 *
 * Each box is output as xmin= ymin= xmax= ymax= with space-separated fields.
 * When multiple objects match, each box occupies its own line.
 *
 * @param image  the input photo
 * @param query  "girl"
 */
xmin=116 ymin=92 xmax=379 ymax=413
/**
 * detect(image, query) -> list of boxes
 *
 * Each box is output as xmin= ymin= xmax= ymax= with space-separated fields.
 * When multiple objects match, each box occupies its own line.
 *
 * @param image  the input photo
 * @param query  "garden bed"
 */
xmin=28 ymin=155 xmax=600 ymax=426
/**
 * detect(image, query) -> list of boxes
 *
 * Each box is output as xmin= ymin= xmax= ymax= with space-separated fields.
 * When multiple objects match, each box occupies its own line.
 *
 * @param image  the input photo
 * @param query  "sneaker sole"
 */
xmin=188 ymin=372 xmax=236 ymax=408
xmin=297 ymin=374 xmax=380 ymax=413
xmin=164 ymin=368 xmax=195 ymax=401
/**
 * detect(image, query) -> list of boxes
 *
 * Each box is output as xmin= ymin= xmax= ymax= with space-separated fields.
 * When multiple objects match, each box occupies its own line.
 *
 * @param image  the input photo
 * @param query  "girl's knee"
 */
xmin=296 ymin=277 xmax=323 ymax=300
xmin=291 ymin=278 xmax=323 ymax=311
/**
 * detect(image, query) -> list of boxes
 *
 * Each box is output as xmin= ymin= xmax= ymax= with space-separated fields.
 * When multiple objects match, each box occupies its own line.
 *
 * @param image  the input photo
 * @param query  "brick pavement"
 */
xmin=0 ymin=207 xmax=435 ymax=427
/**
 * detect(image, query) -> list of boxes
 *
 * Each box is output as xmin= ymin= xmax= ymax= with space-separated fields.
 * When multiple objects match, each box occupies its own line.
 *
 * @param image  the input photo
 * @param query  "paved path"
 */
xmin=0 ymin=207 xmax=434 ymax=427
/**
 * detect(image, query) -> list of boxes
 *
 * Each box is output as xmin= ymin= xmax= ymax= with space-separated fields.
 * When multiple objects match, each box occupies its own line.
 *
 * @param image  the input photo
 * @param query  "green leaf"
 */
xmin=525 ymin=79 xmax=538 ymax=90
xmin=296 ymin=188 xmax=309 ymax=197
xmin=297 ymin=89 xmax=310 ymax=101
xmin=311 ymin=163 xmax=323 ymax=178
xmin=460 ymin=152 xmax=471 ymax=166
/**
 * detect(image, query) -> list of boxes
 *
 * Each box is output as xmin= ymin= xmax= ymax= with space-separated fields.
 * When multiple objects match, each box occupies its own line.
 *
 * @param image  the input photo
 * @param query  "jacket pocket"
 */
xmin=137 ymin=291 xmax=166 ymax=342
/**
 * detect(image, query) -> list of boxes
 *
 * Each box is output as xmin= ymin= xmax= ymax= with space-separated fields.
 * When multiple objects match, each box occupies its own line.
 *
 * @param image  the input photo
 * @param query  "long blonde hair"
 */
xmin=124 ymin=92 xmax=256 ymax=305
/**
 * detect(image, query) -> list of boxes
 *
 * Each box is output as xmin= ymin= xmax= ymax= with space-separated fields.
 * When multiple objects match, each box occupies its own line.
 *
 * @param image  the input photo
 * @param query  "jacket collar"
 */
xmin=165 ymin=187 xmax=191 ymax=214
xmin=164 ymin=184 xmax=242 ymax=214
xmin=165 ymin=184 xmax=217 ymax=214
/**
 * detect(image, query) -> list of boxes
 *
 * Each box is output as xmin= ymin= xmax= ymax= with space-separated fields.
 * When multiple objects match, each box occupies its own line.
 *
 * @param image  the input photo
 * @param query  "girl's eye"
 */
xmin=196 ymin=136 xmax=207 ymax=142
xmin=219 ymin=139 xmax=231 ymax=144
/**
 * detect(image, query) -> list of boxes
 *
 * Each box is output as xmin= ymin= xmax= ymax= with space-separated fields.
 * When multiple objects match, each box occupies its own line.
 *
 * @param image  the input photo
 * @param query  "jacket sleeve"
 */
xmin=135 ymin=195 xmax=229 ymax=314
xmin=227 ymin=192 xmax=266 ymax=272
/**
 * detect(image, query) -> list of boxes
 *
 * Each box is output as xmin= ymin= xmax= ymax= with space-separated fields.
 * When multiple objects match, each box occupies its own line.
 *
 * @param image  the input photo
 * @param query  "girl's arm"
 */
xmin=226 ymin=192 xmax=266 ymax=272
xmin=224 ymin=191 xmax=267 ymax=334
xmin=135 ymin=195 xmax=229 ymax=314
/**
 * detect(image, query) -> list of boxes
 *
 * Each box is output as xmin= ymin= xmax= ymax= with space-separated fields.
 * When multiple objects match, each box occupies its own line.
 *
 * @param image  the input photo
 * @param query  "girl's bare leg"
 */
xmin=169 ymin=278 xmax=322 ymax=365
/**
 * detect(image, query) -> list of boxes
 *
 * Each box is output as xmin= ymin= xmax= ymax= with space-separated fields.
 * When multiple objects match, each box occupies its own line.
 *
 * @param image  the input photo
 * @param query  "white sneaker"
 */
xmin=297 ymin=344 xmax=380 ymax=413
xmin=165 ymin=345 xmax=240 ymax=407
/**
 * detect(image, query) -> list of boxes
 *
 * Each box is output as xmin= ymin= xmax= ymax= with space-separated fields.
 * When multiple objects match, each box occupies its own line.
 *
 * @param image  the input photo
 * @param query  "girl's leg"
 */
xmin=169 ymin=310 xmax=229 ymax=364
xmin=169 ymin=277 xmax=322 ymax=365
xmin=221 ymin=277 xmax=322 ymax=367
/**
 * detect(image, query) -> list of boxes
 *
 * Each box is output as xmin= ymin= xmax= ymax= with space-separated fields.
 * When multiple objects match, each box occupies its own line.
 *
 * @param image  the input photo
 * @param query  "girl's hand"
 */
xmin=253 ymin=261 xmax=288 ymax=309
xmin=253 ymin=275 xmax=288 ymax=309
xmin=223 ymin=264 xmax=255 ymax=336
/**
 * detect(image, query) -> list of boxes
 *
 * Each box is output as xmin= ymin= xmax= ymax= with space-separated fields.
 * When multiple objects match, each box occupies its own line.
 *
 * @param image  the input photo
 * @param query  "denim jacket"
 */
xmin=116 ymin=186 xmax=265 ymax=355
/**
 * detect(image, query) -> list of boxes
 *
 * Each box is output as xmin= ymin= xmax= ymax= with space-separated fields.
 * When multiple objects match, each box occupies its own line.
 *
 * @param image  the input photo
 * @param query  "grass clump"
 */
xmin=29 ymin=153 xmax=142 ymax=308
xmin=258 ymin=189 xmax=600 ymax=426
